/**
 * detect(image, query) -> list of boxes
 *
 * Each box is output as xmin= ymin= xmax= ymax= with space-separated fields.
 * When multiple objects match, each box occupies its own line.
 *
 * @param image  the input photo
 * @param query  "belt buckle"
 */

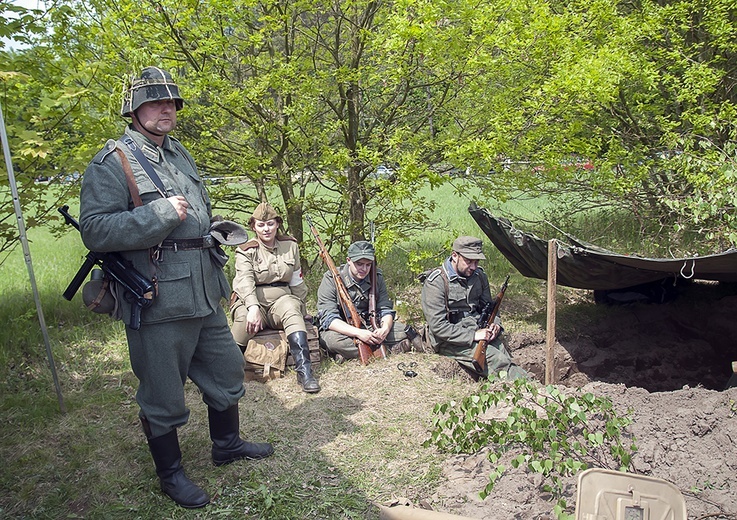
xmin=202 ymin=234 xmax=215 ymax=248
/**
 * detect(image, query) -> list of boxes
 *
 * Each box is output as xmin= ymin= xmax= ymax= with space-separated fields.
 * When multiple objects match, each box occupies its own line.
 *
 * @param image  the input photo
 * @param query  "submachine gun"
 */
xmin=58 ymin=205 xmax=155 ymax=330
xmin=471 ymin=275 xmax=510 ymax=373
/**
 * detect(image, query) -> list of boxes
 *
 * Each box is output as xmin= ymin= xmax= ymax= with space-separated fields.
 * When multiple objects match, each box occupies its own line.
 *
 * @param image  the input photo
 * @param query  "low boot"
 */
xmin=208 ymin=405 xmax=275 ymax=466
xmin=146 ymin=428 xmax=210 ymax=509
xmin=288 ymin=330 xmax=321 ymax=393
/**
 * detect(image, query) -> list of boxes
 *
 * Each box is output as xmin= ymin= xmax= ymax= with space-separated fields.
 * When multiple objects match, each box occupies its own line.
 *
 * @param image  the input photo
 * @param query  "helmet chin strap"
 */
xmin=131 ymin=111 xmax=165 ymax=137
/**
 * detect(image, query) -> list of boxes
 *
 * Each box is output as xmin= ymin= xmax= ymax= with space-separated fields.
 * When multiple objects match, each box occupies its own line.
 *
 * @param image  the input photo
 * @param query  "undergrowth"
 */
xmin=424 ymin=375 xmax=638 ymax=519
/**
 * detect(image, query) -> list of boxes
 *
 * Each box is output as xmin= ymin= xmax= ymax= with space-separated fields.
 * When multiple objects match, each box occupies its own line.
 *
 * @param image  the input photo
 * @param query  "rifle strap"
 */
xmin=368 ymin=264 xmax=378 ymax=327
xmin=114 ymin=148 xmax=143 ymax=208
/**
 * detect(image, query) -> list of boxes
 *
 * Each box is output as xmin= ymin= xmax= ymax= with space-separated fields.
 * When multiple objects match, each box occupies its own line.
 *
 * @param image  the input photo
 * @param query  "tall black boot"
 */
xmin=145 ymin=427 xmax=210 ymax=508
xmin=288 ymin=330 xmax=321 ymax=393
xmin=208 ymin=405 xmax=275 ymax=466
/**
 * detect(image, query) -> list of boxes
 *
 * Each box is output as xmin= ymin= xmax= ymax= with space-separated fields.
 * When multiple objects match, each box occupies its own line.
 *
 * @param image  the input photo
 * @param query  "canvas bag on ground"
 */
xmin=244 ymin=330 xmax=289 ymax=382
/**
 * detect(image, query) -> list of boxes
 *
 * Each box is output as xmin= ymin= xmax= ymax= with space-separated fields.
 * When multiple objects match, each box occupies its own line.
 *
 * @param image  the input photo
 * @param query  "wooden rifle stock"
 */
xmin=368 ymin=263 xmax=388 ymax=360
xmin=306 ymin=216 xmax=375 ymax=365
xmin=471 ymin=275 xmax=510 ymax=373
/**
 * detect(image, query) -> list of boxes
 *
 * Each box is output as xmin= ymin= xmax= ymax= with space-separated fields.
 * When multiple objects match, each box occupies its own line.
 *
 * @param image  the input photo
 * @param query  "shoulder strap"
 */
xmin=114 ymin=148 xmax=143 ymax=208
xmin=238 ymin=238 xmax=260 ymax=251
xmin=121 ymin=135 xmax=167 ymax=198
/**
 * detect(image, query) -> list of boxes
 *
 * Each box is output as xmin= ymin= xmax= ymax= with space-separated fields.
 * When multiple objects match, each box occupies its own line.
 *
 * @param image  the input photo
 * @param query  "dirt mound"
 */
xmin=430 ymin=281 xmax=737 ymax=519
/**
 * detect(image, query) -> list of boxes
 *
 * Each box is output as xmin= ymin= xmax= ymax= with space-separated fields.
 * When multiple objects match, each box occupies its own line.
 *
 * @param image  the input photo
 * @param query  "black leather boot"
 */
xmin=288 ymin=330 xmax=321 ymax=393
xmin=146 ymin=428 xmax=210 ymax=508
xmin=208 ymin=405 xmax=275 ymax=466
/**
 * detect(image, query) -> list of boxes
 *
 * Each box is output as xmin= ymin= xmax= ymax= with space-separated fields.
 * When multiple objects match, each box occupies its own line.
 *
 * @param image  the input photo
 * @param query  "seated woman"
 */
xmin=230 ymin=202 xmax=320 ymax=393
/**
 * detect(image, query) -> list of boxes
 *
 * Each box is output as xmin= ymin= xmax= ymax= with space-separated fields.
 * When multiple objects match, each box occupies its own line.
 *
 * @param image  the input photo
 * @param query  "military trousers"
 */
xmin=126 ymin=306 xmax=246 ymax=438
xmin=231 ymin=294 xmax=306 ymax=347
xmin=319 ymin=321 xmax=408 ymax=360
xmin=437 ymin=334 xmax=528 ymax=380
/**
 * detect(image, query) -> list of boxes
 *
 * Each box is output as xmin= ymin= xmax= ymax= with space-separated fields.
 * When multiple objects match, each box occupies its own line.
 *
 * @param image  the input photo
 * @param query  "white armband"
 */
xmin=289 ymin=268 xmax=304 ymax=287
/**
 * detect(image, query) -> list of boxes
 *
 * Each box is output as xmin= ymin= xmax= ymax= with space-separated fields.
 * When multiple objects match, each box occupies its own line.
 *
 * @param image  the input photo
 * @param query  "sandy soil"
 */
xmin=426 ymin=281 xmax=737 ymax=520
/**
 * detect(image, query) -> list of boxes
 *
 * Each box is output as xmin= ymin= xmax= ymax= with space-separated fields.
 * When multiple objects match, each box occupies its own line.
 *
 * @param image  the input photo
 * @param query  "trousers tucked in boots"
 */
xmin=145 ymin=426 xmax=210 ymax=509
xmin=208 ymin=405 xmax=275 ymax=466
xmin=287 ymin=330 xmax=320 ymax=393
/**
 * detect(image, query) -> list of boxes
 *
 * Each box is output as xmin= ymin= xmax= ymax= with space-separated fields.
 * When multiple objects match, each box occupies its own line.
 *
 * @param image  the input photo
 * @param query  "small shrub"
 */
xmin=424 ymin=375 xmax=638 ymax=519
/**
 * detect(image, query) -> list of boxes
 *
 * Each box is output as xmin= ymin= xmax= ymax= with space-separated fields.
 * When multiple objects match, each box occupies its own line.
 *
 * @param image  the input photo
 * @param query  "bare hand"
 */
xmin=356 ymin=328 xmax=381 ymax=345
xmin=167 ymin=195 xmax=189 ymax=221
xmin=474 ymin=323 xmax=500 ymax=343
xmin=246 ymin=306 xmax=263 ymax=335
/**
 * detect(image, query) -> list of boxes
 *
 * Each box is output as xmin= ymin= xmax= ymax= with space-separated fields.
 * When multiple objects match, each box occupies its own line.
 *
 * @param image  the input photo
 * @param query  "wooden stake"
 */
xmin=545 ymin=239 xmax=557 ymax=385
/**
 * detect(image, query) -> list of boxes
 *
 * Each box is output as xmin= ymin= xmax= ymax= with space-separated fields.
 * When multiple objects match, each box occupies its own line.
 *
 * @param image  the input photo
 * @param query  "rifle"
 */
xmin=306 ymin=215 xmax=379 ymax=365
xmin=58 ymin=205 xmax=156 ymax=330
xmin=471 ymin=275 xmax=510 ymax=373
xmin=368 ymin=262 xmax=388 ymax=360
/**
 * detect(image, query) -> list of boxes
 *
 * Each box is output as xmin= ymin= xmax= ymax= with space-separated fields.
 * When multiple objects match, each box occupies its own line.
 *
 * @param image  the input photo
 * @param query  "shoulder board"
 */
xmin=238 ymin=239 xmax=260 ymax=251
xmin=418 ymin=267 xmax=442 ymax=283
xmin=92 ymin=139 xmax=119 ymax=165
xmin=276 ymin=234 xmax=296 ymax=242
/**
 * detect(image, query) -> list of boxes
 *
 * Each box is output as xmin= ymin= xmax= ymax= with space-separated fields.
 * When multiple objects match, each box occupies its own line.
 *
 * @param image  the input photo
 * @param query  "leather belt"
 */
xmin=159 ymin=234 xmax=216 ymax=251
xmin=257 ymin=281 xmax=288 ymax=287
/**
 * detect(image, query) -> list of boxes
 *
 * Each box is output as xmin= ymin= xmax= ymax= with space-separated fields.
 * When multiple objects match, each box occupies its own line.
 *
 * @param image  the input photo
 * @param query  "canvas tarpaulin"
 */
xmin=469 ymin=203 xmax=737 ymax=290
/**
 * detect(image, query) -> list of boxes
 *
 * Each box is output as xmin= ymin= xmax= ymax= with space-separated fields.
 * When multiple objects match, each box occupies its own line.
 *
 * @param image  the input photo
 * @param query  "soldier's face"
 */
xmin=133 ymin=100 xmax=177 ymax=137
xmin=451 ymin=252 xmax=479 ymax=277
xmin=347 ymin=258 xmax=373 ymax=281
xmin=253 ymin=219 xmax=278 ymax=245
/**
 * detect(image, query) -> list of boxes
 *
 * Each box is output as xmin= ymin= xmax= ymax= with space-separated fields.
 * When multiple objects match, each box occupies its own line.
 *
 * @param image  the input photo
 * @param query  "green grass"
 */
xmin=0 ymin=181 xmax=704 ymax=519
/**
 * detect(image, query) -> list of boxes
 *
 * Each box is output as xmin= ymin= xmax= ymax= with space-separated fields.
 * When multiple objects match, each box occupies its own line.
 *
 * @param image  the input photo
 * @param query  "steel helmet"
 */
xmin=120 ymin=66 xmax=184 ymax=117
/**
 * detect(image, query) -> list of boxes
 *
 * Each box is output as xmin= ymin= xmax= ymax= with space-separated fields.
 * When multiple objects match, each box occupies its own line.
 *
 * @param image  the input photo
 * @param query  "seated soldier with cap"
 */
xmin=230 ymin=202 xmax=320 ymax=393
xmin=316 ymin=240 xmax=422 ymax=362
xmin=421 ymin=235 xmax=528 ymax=380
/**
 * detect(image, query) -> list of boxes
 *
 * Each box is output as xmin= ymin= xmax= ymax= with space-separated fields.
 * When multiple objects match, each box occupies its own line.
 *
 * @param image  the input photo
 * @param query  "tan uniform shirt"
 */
xmin=232 ymin=236 xmax=308 ymax=309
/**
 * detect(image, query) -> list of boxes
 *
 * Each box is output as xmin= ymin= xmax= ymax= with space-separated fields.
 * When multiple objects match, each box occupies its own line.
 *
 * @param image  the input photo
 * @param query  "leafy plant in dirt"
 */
xmin=424 ymin=376 xmax=638 ymax=519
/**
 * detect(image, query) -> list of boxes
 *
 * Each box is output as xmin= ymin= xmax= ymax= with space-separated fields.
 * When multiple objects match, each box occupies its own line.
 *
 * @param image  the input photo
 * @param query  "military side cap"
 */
xmin=121 ymin=66 xmax=184 ymax=117
xmin=452 ymin=236 xmax=486 ymax=260
xmin=347 ymin=240 xmax=375 ymax=261
xmin=251 ymin=202 xmax=280 ymax=222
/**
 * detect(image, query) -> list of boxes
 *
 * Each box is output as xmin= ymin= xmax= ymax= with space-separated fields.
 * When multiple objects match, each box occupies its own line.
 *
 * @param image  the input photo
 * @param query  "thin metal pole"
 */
xmin=545 ymin=239 xmax=557 ymax=385
xmin=0 ymin=102 xmax=66 ymax=414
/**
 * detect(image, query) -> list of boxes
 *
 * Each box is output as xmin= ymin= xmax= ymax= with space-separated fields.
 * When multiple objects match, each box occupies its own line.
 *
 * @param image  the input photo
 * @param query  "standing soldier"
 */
xmin=79 ymin=67 xmax=273 ymax=509
xmin=230 ymin=202 xmax=320 ymax=393
xmin=316 ymin=240 xmax=422 ymax=362
xmin=421 ymin=236 xmax=527 ymax=380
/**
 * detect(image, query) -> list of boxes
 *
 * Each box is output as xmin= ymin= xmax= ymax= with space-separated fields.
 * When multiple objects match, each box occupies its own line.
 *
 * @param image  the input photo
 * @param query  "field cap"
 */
xmin=121 ymin=66 xmax=184 ymax=117
xmin=251 ymin=202 xmax=280 ymax=222
xmin=347 ymin=240 xmax=375 ymax=261
xmin=452 ymin=236 xmax=486 ymax=260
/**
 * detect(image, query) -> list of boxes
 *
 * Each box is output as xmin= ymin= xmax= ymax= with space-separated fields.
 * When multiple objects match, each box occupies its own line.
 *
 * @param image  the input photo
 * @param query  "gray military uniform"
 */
xmin=79 ymin=126 xmax=245 ymax=438
xmin=421 ymin=257 xmax=526 ymax=379
xmin=316 ymin=263 xmax=408 ymax=359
